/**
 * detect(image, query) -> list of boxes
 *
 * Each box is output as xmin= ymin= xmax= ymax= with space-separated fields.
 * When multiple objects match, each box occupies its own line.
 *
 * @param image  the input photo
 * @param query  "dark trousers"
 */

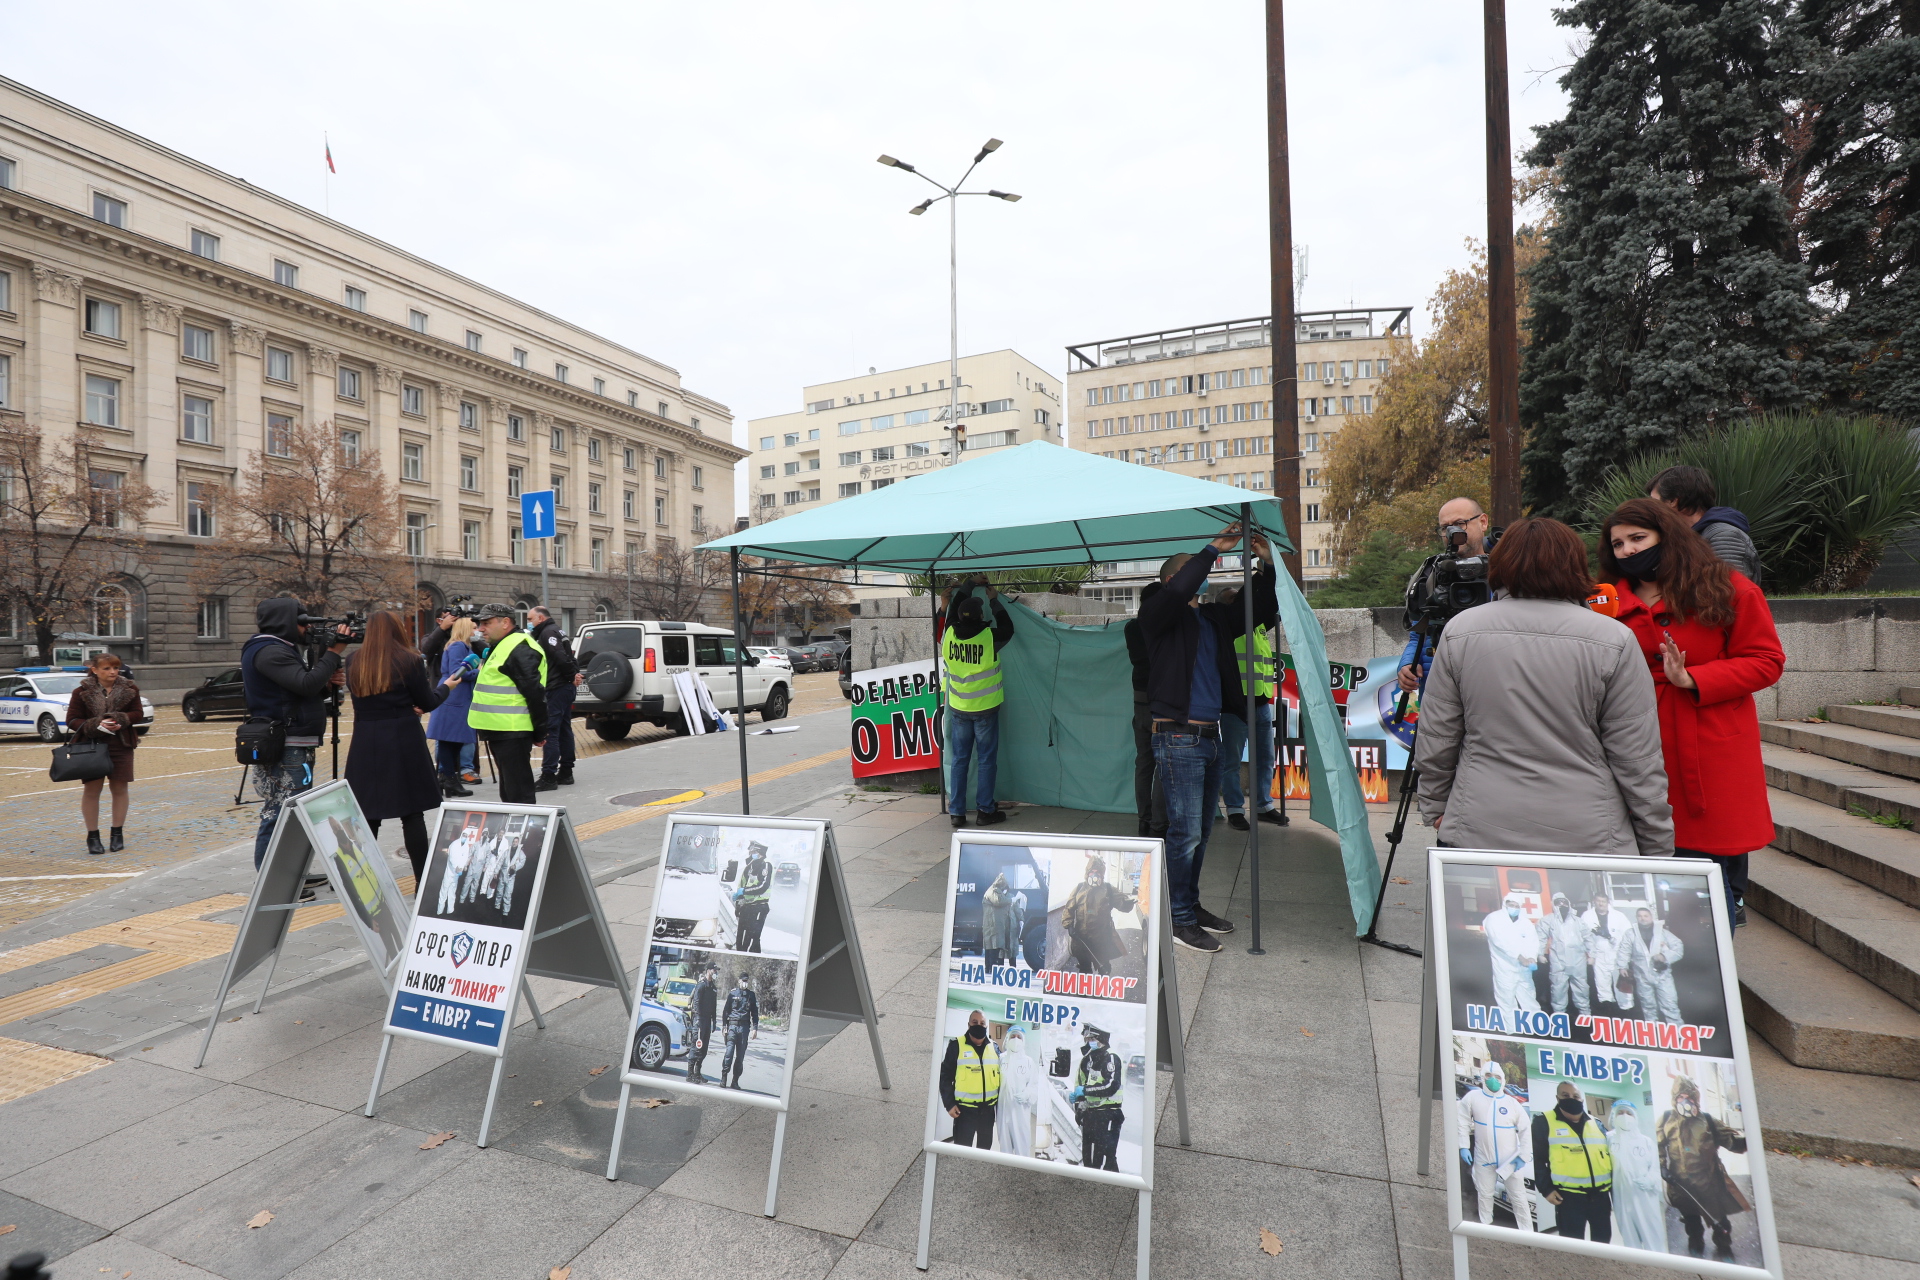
xmin=541 ymin=685 xmax=577 ymax=778
xmin=735 ymin=901 xmax=769 ymax=952
xmin=369 ymin=813 xmax=430 ymax=882
xmin=1553 ymin=1188 xmax=1613 ymax=1242
xmin=950 ymin=1102 xmax=996 ymax=1149
xmin=1678 ymin=1204 xmax=1735 ymax=1253
xmin=1677 ymin=849 xmax=1750 ymax=931
xmin=1081 ymin=1107 xmax=1123 ymax=1171
xmin=722 ymin=1023 xmax=751 ymax=1085
xmin=1131 ymin=703 xmax=1167 ymax=837
xmin=485 ymin=734 xmax=538 ymax=804
xmin=685 ymin=1026 xmax=713 ymax=1081
xmin=1152 ymin=730 xmax=1220 ymax=926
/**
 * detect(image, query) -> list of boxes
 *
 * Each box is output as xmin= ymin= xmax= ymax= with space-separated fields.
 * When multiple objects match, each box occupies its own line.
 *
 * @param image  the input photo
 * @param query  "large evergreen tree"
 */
xmin=1520 ymin=0 xmax=1819 ymax=516
xmin=1794 ymin=0 xmax=1920 ymax=421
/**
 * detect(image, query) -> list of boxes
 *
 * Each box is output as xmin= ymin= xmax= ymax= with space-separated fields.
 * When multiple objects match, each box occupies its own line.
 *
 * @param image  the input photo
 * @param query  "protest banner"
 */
xmin=850 ymin=658 xmax=942 ymax=778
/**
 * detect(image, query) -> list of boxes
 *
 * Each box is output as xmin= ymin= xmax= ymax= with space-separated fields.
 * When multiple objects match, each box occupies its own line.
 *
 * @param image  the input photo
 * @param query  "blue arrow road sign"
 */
xmin=520 ymin=489 xmax=555 ymax=539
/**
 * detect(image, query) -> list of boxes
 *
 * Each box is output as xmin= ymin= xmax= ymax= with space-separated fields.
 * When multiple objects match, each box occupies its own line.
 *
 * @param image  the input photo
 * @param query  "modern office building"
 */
xmin=0 ymin=76 xmax=742 ymax=670
xmin=1065 ymin=308 xmax=1407 ymax=591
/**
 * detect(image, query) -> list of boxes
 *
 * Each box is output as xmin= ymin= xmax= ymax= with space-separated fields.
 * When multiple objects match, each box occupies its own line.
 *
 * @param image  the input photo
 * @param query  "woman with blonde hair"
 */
xmin=66 ymin=652 xmax=143 ymax=855
xmin=427 ymin=615 xmax=481 ymax=798
xmin=344 ymin=610 xmax=461 ymax=879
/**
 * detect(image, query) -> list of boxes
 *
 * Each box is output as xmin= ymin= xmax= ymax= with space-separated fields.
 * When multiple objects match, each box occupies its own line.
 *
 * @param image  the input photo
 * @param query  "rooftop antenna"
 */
xmin=1293 ymin=245 xmax=1309 ymax=311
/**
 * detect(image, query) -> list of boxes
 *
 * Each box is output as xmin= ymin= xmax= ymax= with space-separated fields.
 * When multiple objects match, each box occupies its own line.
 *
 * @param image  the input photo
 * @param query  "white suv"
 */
xmin=571 ymin=621 xmax=789 ymax=740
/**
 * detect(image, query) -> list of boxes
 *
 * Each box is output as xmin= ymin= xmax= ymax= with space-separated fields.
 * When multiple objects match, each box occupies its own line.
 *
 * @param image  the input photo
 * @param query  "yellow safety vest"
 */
xmin=467 ymin=630 xmax=548 ymax=733
xmin=1546 ymin=1115 xmax=1614 ymax=1190
xmin=1231 ymin=626 xmax=1278 ymax=699
xmin=952 ymin=1036 xmax=1001 ymax=1104
xmin=943 ymin=628 xmax=1003 ymax=713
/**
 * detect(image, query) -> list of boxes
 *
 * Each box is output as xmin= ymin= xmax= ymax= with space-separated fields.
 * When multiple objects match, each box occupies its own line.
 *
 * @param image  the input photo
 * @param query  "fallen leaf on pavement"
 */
xmin=1299 ymin=1028 xmax=1315 ymax=1037
xmin=247 ymin=1210 xmax=274 ymax=1229
xmin=226 ymin=1016 xmax=242 ymax=1023
xmin=0 ymin=1225 xmax=14 ymax=1236
xmin=419 ymin=1132 xmax=457 ymax=1150
xmin=531 ymin=1099 xmax=544 ymax=1106
xmin=588 ymin=1065 xmax=609 ymax=1076
xmin=551 ymin=1268 xmax=572 ymax=1280
xmin=1909 ymin=1174 xmax=1920 ymax=1189
xmin=293 ymin=1020 xmax=304 ymax=1025
xmin=1391 ymin=877 xmax=1410 ymax=885
xmin=641 ymin=1097 xmax=671 ymax=1108
xmin=1260 ymin=1228 xmax=1284 ymax=1256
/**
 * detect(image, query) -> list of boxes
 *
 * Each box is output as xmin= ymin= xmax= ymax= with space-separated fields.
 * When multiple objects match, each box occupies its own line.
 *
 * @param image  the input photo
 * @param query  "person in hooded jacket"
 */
xmin=940 ymin=580 xmax=1015 ymax=829
xmin=1123 ymin=581 xmax=1167 ymax=838
xmin=1649 ymin=466 xmax=1762 ymax=584
xmin=243 ymin=598 xmax=353 ymax=871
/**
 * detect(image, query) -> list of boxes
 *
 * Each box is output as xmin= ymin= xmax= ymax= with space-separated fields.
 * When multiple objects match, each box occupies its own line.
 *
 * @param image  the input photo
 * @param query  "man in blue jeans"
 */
xmin=941 ymin=581 xmax=1015 ymax=829
xmin=1138 ymin=525 xmax=1278 ymax=953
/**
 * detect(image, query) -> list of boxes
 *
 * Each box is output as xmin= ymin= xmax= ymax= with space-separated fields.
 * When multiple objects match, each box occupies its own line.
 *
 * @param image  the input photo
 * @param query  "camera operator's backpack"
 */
xmin=235 ymin=716 xmax=287 ymax=767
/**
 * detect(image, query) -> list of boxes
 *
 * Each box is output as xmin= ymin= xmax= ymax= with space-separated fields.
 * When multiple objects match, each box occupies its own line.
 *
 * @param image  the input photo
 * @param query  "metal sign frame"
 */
xmin=913 ymin=830 xmax=1190 ymax=1280
xmin=604 ymin=814 xmax=888 ymax=1216
xmin=1419 ymin=846 xmax=1783 ymax=1280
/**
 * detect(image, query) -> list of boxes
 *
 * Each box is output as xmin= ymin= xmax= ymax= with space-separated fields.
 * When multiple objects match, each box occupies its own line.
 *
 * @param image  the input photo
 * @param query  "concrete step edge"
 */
xmin=1748 ymin=846 xmax=1920 ymax=1014
xmin=1769 ymin=788 xmax=1920 ymax=909
xmin=1763 ymin=743 xmax=1920 ymax=827
xmin=1760 ymin=719 xmax=1920 ymax=781
xmin=1735 ymin=913 xmax=1920 ymax=1080
xmin=1899 ymin=686 xmax=1920 ymax=708
xmin=1828 ymin=703 xmax=1920 ymax=741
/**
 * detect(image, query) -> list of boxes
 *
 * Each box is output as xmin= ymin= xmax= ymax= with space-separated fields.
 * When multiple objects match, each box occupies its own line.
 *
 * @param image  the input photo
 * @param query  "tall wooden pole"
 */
xmin=1484 ymin=0 xmax=1522 ymax=527
xmin=1267 ymin=0 xmax=1302 ymax=582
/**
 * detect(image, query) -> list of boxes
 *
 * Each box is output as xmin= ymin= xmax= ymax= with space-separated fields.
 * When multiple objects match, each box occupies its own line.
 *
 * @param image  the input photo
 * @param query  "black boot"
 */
xmin=556 ymin=770 xmax=575 ymax=786
xmin=86 ymin=830 xmax=105 ymax=856
xmin=442 ymin=777 xmax=473 ymax=798
xmin=109 ymin=827 xmax=124 ymax=852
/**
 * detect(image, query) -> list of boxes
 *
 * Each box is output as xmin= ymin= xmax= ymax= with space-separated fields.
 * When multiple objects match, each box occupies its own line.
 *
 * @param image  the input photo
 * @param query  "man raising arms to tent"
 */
xmin=1139 ymin=524 xmax=1278 ymax=953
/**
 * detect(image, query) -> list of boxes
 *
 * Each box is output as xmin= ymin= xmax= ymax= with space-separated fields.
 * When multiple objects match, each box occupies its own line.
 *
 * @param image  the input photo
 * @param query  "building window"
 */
xmin=783 ymin=490 xmax=801 ymax=506
xmin=508 ymin=413 xmax=525 ymax=442
xmin=870 ymin=446 xmax=895 ymax=462
xmin=587 ymin=436 xmax=602 ymax=462
xmin=84 ymin=298 xmax=121 ymax=339
xmin=596 ymin=601 xmax=612 ymax=623
xmin=760 ymin=437 xmax=775 ymax=450
xmin=655 ymin=495 xmax=666 ymax=523
xmin=406 ymin=512 xmax=428 ymax=557
xmin=1307 ymin=548 xmax=1322 ymax=569
xmin=272 ymin=259 xmax=298 ymax=287
xmin=182 ymin=395 xmax=213 ymax=442
xmin=654 ymin=455 xmax=666 ymax=480
xmin=344 ymin=285 xmax=367 ymax=311
xmin=266 ymin=413 xmax=294 ymax=457
xmin=338 ymin=366 xmax=362 ymax=399
xmin=784 ymin=461 xmax=799 ymax=476
xmin=463 ymin=520 xmax=482 ymax=561
xmin=181 ymin=323 xmax=215 ymax=363
xmin=0 ymin=157 xmax=13 ymax=190
xmin=691 ymin=505 xmax=705 ymax=531
xmin=623 ymin=489 xmax=635 ymax=519
xmin=402 ymin=441 xmax=424 ymax=481
xmin=507 ymin=465 xmax=523 ymax=497
xmin=0 ymin=269 xmax=9 ymax=313
xmin=623 ymin=446 xmax=636 ymax=470
xmin=593 ymin=377 xmax=606 ymax=395
xmin=88 ymin=470 xmax=125 ymax=528
xmin=510 ymin=525 xmax=524 ymax=563
xmin=1341 ymin=396 xmax=1354 ymax=414
xmin=657 ymin=401 xmax=669 ymax=417
xmin=460 ymin=454 xmax=479 ymax=491
xmin=512 ymin=348 xmax=528 ymax=368
xmin=591 ymin=538 xmax=605 ymax=571
xmin=555 ymin=363 xmax=569 ymax=383
xmin=691 ymin=465 xmax=703 ymax=488
xmin=190 ymin=229 xmax=220 ymax=259
xmin=197 ymin=597 xmax=226 ymax=639
xmin=0 ymin=353 xmax=10 ymax=408
xmin=838 ymin=451 xmax=860 ymax=467
xmin=340 ymin=428 xmax=362 ymax=463
xmin=185 ymin=481 xmax=215 ymax=536
xmin=460 ymin=401 xmax=479 ymax=431
xmin=92 ymin=193 xmax=127 ymax=227
xmin=839 ymin=482 xmax=863 ymax=498
xmin=588 ymin=481 xmax=602 ymax=514
xmin=550 ymin=425 xmax=566 ymax=453
xmin=551 ymin=474 xmax=566 ymax=507
xmin=91 ymin=582 xmax=131 ymax=637
xmin=466 ymin=330 xmax=482 ymax=352
xmin=1305 ymin=503 xmax=1322 ymax=522
xmin=408 ymin=309 xmax=429 ymax=333
xmin=553 ymin=532 xmax=568 ymax=568
xmin=838 ymin=420 xmax=861 ymax=437
xmin=402 ymin=385 xmax=425 ymax=415
xmin=690 ymin=416 xmax=701 ymax=432
xmin=627 ymin=390 xmax=639 ymax=408
xmin=266 ymin=347 xmax=294 ymax=382
xmin=806 ymin=486 xmax=820 ymax=501
xmin=758 ymin=493 xmax=776 ymax=509
xmin=1359 ymin=395 xmax=1373 ymax=413
xmin=84 ymin=374 xmax=119 ymax=426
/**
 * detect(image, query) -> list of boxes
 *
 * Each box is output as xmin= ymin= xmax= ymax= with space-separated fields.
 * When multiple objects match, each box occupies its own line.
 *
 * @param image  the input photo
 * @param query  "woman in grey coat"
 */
xmin=1415 ymin=518 xmax=1674 ymax=857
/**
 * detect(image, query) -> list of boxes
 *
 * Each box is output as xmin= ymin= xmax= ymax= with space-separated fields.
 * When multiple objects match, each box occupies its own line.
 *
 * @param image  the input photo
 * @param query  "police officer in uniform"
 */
xmin=938 ymin=1009 xmax=1001 ymax=1149
xmin=1074 ymin=1023 xmax=1125 ymax=1171
xmin=719 ymin=972 xmax=760 ymax=1090
xmin=684 ymin=966 xmax=719 ymax=1084
xmin=733 ymin=842 xmax=773 ymax=953
xmin=1532 ymin=1081 xmax=1613 ymax=1241
xmin=941 ymin=581 xmax=1014 ymax=830
xmin=466 ymin=605 xmax=549 ymax=804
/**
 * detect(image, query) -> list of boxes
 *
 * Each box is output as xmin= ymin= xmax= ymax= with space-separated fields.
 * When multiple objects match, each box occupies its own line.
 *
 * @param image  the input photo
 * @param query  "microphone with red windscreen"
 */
xmin=1586 ymin=582 xmax=1621 ymax=617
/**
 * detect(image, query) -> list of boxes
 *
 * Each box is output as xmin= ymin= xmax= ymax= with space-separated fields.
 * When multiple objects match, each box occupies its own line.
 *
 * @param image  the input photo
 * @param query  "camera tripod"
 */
xmin=1359 ymin=610 xmax=1444 ymax=959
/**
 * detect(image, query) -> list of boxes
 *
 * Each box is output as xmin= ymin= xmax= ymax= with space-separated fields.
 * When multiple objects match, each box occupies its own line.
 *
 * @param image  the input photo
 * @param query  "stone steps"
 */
xmin=1747 ymin=845 xmax=1920 ymax=1014
xmin=1763 ymin=741 xmax=1920 ymax=831
xmin=1828 ymin=702 xmax=1920 ymax=740
xmin=1759 ymin=718 xmax=1920 ymax=781
xmin=1735 ymin=913 xmax=1920 ymax=1080
xmin=1766 ymin=780 xmax=1920 ymax=908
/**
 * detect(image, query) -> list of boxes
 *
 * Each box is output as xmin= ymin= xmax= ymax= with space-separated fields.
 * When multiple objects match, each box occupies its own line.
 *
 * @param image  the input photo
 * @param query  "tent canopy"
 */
xmin=698 ymin=441 xmax=1290 ymax=571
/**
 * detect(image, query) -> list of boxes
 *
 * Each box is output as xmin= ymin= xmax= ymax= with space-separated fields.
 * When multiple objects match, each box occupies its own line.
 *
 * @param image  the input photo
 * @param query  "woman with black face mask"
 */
xmin=1600 ymin=499 xmax=1783 ymax=928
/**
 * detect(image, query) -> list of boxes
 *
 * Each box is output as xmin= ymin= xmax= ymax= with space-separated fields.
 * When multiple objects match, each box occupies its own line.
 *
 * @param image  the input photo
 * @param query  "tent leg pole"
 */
xmin=1243 ymin=502 xmax=1265 ymax=956
xmin=929 ymin=562 xmax=946 ymax=816
xmin=733 ymin=549 xmax=750 ymax=815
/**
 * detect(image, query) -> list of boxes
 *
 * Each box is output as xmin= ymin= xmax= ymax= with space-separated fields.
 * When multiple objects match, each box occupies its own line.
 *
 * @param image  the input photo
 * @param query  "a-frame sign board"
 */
xmin=605 ymin=815 xmax=889 ymax=1217
xmin=364 ymin=804 xmax=631 ymax=1147
xmin=194 ymin=779 xmax=417 ymax=1069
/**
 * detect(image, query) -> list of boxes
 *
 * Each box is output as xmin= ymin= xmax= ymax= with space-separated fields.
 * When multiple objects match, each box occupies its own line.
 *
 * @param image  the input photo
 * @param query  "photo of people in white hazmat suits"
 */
xmin=417 ymin=808 xmax=549 ymax=931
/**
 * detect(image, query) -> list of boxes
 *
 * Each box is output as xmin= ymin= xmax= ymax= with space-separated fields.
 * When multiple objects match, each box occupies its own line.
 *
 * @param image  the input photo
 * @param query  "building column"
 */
xmin=137 ymin=294 xmax=183 ymax=534
xmin=28 ymin=264 xmax=82 ymax=431
xmin=484 ymin=396 xmax=511 ymax=562
xmin=226 ymin=322 xmax=267 ymax=456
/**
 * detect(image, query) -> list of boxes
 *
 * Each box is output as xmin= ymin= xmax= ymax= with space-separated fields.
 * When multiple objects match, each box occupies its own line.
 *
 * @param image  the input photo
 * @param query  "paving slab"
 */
xmin=824 ymin=1240 xmax=1027 ymax=1280
xmin=0 ymin=1185 xmax=109 ymax=1262
xmin=144 ymin=993 xmax=383 ymax=1083
xmin=795 ymin=1007 xmax=931 ymax=1106
xmin=497 ymin=1067 xmax=744 ymax=1185
xmin=1765 ymin=1150 xmax=1920 ymax=1262
xmin=876 ymin=956 xmax=944 ymax=1018
xmin=1178 ymin=1047 xmax=1389 ymax=1180
xmin=1377 ymin=1070 xmax=1447 ymax=1190
xmin=365 ymin=1029 xmax=624 ymax=1148
xmin=44 ymin=1235 xmax=227 ymax=1278
xmin=0 ymin=1056 xmax=221 ymax=1180
xmin=1781 ymin=1241 xmax=1920 ymax=1280
xmin=563 ymin=1189 xmax=847 ymax=1280
xmin=236 ymin=1019 xmax=466 ymax=1111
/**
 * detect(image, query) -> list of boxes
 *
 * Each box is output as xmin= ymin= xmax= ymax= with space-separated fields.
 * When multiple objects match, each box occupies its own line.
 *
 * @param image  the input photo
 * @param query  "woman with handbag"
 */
xmin=427 ymin=615 xmax=480 ymax=798
xmin=344 ymin=611 xmax=463 ymax=880
xmin=65 ymin=653 xmax=142 ymax=855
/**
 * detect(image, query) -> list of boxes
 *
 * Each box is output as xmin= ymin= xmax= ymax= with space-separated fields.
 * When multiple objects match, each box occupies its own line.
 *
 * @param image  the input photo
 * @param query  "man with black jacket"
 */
xmin=1137 ymin=525 xmax=1278 ymax=953
xmin=683 ymin=966 xmax=719 ymax=1084
xmin=468 ymin=604 xmax=549 ymax=803
xmin=719 ymin=972 xmax=760 ymax=1089
xmin=242 ymin=598 xmax=352 ymax=870
xmin=527 ymin=605 xmax=582 ymax=791
xmin=1123 ymin=582 xmax=1167 ymax=839
xmin=420 ymin=606 xmax=456 ymax=670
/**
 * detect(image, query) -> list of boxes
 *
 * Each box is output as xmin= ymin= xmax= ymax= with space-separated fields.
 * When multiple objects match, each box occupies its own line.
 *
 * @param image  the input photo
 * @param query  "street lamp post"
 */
xmin=877 ymin=141 xmax=1021 ymax=466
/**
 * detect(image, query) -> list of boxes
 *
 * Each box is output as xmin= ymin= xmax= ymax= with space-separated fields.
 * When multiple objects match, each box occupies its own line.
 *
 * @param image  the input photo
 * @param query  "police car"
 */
xmin=0 ymin=668 xmax=155 ymax=741
xmin=628 ymin=997 xmax=688 ymax=1072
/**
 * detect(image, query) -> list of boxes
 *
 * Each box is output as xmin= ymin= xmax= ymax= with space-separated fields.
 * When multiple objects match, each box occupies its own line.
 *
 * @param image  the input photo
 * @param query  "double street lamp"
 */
xmin=877 ymin=140 xmax=1021 ymax=465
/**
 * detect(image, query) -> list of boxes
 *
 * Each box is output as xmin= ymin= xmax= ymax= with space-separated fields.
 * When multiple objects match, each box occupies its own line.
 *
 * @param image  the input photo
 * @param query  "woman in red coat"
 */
xmin=1599 ymin=498 xmax=1784 ymax=927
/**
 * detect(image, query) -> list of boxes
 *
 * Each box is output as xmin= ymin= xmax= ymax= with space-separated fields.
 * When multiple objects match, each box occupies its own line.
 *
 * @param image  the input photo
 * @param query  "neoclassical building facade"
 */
xmin=0 ymin=76 xmax=742 ymax=672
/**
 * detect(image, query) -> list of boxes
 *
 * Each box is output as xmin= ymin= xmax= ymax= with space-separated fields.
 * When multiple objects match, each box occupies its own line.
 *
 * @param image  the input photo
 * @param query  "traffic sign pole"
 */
xmin=540 ymin=538 xmax=549 ymax=610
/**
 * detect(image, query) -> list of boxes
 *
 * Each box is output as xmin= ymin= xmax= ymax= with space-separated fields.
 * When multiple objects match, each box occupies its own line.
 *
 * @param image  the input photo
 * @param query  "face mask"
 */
xmin=1557 ymin=1097 xmax=1583 ymax=1116
xmin=1616 ymin=542 xmax=1664 ymax=580
xmin=1558 ymin=904 xmax=1570 ymax=918
xmin=1677 ymin=1098 xmax=1698 ymax=1117
xmin=967 ymin=1024 xmax=986 ymax=1040
xmin=1484 ymin=1077 xmax=1503 ymax=1094
xmin=1615 ymin=1113 xmax=1638 ymax=1134
xmin=1507 ymin=907 xmax=1520 ymax=920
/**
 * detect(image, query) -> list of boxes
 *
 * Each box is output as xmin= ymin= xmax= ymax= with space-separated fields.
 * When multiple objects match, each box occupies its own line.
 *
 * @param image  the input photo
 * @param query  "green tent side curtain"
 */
xmin=701 ymin=442 xmax=1381 ymax=933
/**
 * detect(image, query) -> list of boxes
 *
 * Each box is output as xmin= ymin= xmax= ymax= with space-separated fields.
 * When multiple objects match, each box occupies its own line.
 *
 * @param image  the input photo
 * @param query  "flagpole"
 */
xmin=324 ymin=133 xmax=331 ymax=217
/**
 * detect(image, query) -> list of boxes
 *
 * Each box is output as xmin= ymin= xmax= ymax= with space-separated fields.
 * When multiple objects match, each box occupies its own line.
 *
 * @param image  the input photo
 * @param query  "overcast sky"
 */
xmin=5 ymin=0 xmax=1574 ymax=467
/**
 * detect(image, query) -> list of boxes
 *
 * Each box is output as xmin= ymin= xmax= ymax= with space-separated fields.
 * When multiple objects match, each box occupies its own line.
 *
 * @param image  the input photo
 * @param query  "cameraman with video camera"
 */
xmin=241 ymin=597 xmax=354 ymax=871
xmin=1397 ymin=498 xmax=1495 ymax=693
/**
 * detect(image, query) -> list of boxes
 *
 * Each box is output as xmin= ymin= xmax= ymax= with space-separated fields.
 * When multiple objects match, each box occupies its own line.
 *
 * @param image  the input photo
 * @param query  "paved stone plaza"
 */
xmin=0 ymin=706 xmax=1913 ymax=1279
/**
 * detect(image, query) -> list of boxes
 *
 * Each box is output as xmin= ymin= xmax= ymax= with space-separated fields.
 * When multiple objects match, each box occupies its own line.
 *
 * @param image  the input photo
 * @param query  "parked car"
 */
xmin=0 ymin=668 xmax=155 ymax=741
xmin=794 ymin=643 xmax=838 ymax=672
xmin=776 ymin=646 xmax=821 ymax=674
xmin=628 ymin=997 xmax=688 ymax=1072
xmin=180 ymin=667 xmax=248 ymax=722
xmin=748 ymin=646 xmax=794 ymax=674
xmin=572 ymin=620 xmax=790 ymax=740
xmin=775 ymin=861 xmax=802 ymax=887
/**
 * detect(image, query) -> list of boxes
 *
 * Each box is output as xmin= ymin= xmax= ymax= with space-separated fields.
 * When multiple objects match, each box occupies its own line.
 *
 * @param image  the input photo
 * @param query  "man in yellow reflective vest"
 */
xmin=1214 ymin=585 xmax=1284 ymax=832
xmin=938 ymin=1009 xmax=1001 ymax=1149
xmin=940 ymin=581 xmax=1015 ymax=830
xmin=467 ymin=604 xmax=550 ymax=804
xmin=1532 ymin=1081 xmax=1614 ymax=1242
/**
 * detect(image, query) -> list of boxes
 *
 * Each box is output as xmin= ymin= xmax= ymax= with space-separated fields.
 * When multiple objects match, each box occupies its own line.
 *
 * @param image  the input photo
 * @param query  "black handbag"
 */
xmin=235 ymin=716 xmax=287 ymax=767
xmin=50 ymin=736 xmax=114 ymax=783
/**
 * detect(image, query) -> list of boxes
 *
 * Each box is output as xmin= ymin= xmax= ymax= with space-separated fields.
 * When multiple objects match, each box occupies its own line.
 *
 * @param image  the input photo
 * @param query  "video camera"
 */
xmin=1403 ymin=523 xmax=1500 ymax=633
xmin=443 ymin=595 xmax=477 ymax=620
xmin=298 ymin=612 xmax=368 ymax=647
